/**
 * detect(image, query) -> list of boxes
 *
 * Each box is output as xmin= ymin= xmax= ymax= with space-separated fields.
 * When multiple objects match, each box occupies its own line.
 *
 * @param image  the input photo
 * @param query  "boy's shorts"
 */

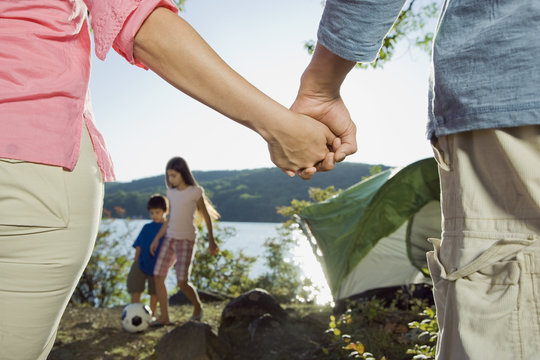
xmin=127 ymin=260 xmax=156 ymax=295
xmin=154 ymin=237 xmax=195 ymax=281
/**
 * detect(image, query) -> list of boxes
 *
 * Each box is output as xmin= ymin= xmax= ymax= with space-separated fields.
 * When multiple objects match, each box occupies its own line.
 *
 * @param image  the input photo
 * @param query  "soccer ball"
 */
xmin=121 ymin=303 xmax=153 ymax=333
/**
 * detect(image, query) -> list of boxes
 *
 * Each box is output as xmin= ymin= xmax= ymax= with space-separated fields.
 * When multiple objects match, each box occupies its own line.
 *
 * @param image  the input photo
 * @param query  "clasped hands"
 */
xmin=268 ymin=92 xmax=357 ymax=180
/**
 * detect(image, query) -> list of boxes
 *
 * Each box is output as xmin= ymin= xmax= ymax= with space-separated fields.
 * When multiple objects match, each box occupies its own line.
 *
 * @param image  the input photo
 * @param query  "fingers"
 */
xmin=316 ymin=152 xmax=335 ymax=172
xmin=335 ymin=123 xmax=357 ymax=162
xmin=281 ymin=168 xmax=296 ymax=177
xmin=335 ymin=141 xmax=357 ymax=162
xmin=297 ymin=167 xmax=316 ymax=180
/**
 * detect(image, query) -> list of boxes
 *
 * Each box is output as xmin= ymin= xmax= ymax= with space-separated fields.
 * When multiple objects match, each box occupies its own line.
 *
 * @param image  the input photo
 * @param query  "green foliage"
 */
xmin=318 ymin=289 xmax=438 ymax=360
xmin=362 ymin=165 xmax=383 ymax=180
xmin=191 ymin=223 xmax=257 ymax=296
xmin=266 ymin=186 xmax=341 ymax=302
xmin=253 ymin=225 xmax=318 ymax=303
xmin=173 ymin=0 xmax=186 ymax=11
xmin=277 ymin=185 xmax=341 ymax=225
xmin=71 ymin=220 xmax=132 ymax=307
xmin=320 ymin=301 xmax=398 ymax=360
xmin=407 ymin=307 xmax=438 ymax=359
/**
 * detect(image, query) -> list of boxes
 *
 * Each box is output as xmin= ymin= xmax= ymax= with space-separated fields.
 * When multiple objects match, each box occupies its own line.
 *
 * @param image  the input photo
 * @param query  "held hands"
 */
xmin=263 ymin=110 xmax=337 ymax=180
xmin=290 ymin=92 xmax=357 ymax=165
xmin=289 ymin=42 xmax=358 ymax=179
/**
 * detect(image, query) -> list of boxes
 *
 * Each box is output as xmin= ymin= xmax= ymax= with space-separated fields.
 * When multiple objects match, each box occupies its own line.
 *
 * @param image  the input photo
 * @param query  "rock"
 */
xmin=247 ymin=313 xmax=282 ymax=342
xmin=169 ymin=289 xmax=234 ymax=305
xmin=155 ymin=322 xmax=229 ymax=360
xmin=218 ymin=289 xmax=288 ymax=350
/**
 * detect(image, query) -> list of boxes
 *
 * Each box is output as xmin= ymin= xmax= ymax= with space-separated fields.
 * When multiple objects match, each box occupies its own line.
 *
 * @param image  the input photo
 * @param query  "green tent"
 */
xmin=295 ymin=158 xmax=441 ymax=301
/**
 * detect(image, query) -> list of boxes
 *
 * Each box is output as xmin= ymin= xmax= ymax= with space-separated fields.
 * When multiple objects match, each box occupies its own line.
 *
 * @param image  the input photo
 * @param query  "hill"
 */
xmin=104 ymin=162 xmax=389 ymax=222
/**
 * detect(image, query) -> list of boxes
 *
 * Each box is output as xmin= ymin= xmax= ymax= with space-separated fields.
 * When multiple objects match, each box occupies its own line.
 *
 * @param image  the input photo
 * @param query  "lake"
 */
xmin=100 ymin=219 xmax=332 ymax=304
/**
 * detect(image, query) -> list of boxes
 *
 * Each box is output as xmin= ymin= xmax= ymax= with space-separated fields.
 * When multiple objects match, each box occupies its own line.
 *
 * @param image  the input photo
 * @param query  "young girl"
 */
xmin=149 ymin=156 xmax=219 ymax=326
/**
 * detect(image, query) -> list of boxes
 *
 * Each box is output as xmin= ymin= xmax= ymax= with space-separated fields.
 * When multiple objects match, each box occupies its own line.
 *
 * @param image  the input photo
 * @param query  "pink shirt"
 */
xmin=0 ymin=0 xmax=177 ymax=181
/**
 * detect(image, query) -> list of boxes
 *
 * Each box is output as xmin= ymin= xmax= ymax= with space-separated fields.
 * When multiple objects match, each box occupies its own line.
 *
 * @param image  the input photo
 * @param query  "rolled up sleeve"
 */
xmin=317 ymin=0 xmax=407 ymax=63
xmin=85 ymin=0 xmax=178 ymax=67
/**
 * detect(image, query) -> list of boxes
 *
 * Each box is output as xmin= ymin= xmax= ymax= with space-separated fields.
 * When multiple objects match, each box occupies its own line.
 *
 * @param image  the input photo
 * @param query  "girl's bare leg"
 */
xmin=178 ymin=280 xmax=202 ymax=317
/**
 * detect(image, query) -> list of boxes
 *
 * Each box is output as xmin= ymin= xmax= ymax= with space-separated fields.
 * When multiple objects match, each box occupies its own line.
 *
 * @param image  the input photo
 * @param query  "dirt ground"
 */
xmin=48 ymin=301 xmax=333 ymax=360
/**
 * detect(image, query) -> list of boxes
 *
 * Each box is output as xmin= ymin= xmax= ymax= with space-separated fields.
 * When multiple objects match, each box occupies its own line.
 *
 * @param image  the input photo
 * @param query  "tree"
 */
xmin=277 ymin=186 xmax=341 ymax=226
xmin=191 ymin=223 xmax=257 ymax=296
xmin=257 ymin=186 xmax=341 ymax=303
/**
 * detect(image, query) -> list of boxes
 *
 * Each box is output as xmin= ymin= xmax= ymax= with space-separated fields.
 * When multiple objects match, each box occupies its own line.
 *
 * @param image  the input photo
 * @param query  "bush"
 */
xmin=254 ymin=224 xmax=318 ymax=303
xmin=407 ymin=306 xmax=438 ymax=360
xmin=191 ymin=223 xmax=257 ymax=296
xmin=318 ymin=294 xmax=432 ymax=360
xmin=71 ymin=219 xmax=132 ymax=307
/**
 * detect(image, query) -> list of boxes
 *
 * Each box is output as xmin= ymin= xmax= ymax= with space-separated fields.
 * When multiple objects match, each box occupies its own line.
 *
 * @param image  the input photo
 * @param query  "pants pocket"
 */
xmin=428 ymin=236 xmax=527 ymax=359
xmin=431 ymin=136 xmax=452 ymax=172
xmin=0 ymin=159 xmax=69 ymax=229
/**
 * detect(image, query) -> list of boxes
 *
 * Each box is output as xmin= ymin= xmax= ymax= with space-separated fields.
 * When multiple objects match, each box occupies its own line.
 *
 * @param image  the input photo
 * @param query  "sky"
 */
xmin=89 ymin=0 xmax=435 ymax=183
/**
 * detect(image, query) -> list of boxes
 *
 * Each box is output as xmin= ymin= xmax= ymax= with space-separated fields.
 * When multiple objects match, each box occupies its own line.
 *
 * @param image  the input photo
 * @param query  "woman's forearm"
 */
xmin=134 ymin=8 xmax=289 ymax=142
xmin=134 ymin=7 xmax=336 ymax=173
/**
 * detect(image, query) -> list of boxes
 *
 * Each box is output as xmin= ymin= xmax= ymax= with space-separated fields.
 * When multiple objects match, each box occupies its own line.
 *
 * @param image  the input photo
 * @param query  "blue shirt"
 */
xmin=317 ymin=0 xmax=540 ymax=139
xmin=132 ymin=221 xmax=164 ymax=276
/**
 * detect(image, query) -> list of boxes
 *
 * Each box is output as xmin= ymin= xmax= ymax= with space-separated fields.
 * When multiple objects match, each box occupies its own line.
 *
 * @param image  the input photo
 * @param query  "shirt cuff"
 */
xmin=112 ymin=0 xmax=178 ymax=69
xmin=317 ymin=0 xmax=407 ymax=63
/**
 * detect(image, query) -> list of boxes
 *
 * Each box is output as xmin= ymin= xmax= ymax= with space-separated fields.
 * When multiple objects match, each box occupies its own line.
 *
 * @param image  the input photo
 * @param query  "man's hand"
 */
xmin=291 ymin=42 xmax=358 ymax=179
xmin=291 ymin=92 xmax=357 ymax=163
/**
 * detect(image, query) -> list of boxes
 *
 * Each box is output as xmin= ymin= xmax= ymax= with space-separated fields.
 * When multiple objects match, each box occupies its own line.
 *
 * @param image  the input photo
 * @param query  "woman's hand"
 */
xmin=261 ymin=110 xmax=336 ymax=179
xmin=290 ymin=93 xmax=357 ymax=164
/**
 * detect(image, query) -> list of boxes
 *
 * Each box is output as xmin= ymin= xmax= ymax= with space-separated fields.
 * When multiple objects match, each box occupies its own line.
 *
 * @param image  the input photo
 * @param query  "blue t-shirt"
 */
xmin=132 ymin=221 xmax=165 ymax=276
xmin=317 ymin=0 xmax=540 ymax=139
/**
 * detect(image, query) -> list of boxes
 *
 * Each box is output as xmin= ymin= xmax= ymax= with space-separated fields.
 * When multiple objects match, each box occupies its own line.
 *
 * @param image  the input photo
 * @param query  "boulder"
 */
xmin=218 ymin=289 xmax=288 ymax=349
xmin=169 ymin=289 xmax=234 ymax=306
xmin=247 ymin=313 xmax=282 ymax=342
xmin=155 ymin=321 xmax=229 ymax=360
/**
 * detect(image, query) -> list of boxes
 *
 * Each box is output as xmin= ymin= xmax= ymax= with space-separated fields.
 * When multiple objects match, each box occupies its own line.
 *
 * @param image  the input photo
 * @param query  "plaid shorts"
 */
xmin=153 ymin=237 xmax=195 ymax=281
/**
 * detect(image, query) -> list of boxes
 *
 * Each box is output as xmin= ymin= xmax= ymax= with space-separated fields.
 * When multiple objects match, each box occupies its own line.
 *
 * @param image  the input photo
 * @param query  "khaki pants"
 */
xmin=429 ymin=126 xmax=540 ymax=360
xmin=0 ymin=126 xmax=103 ymax=360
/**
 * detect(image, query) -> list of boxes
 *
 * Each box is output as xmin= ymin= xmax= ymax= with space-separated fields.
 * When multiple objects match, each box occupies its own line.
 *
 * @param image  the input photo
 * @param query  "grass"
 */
xmin=49 ymin=297 xmax=432 ymax=360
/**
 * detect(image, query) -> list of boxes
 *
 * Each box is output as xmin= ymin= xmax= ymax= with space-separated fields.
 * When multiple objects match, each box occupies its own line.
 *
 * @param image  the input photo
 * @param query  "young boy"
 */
xmin=127 ymin=194 xmax=168 ymax=314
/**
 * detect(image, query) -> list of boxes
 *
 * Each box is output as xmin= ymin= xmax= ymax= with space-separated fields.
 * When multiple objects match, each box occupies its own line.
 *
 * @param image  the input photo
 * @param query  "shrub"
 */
xmin=407 ymin=306 xmax=438 ymax=360
xmin=191 ymin=223 xmax=257 ymax=296
xmin=71 ymin=219 xmax=132 ymax=307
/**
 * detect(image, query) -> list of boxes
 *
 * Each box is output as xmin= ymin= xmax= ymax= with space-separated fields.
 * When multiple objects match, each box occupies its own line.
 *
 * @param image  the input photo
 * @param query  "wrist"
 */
xmin=248 ymin=102 xmax=292 ymax=143
xmin=299 ymin=43 xmax=355 ymax=100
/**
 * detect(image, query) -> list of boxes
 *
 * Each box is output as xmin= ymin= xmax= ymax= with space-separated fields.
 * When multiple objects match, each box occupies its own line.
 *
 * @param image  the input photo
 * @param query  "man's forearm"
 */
xmin=299 ymin=43 xmax=356 ymax=98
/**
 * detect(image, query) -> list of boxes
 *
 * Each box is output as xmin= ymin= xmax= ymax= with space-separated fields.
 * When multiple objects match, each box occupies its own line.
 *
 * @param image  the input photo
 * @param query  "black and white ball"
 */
xmin=121 ymin=303 xmax=153 ymax=333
